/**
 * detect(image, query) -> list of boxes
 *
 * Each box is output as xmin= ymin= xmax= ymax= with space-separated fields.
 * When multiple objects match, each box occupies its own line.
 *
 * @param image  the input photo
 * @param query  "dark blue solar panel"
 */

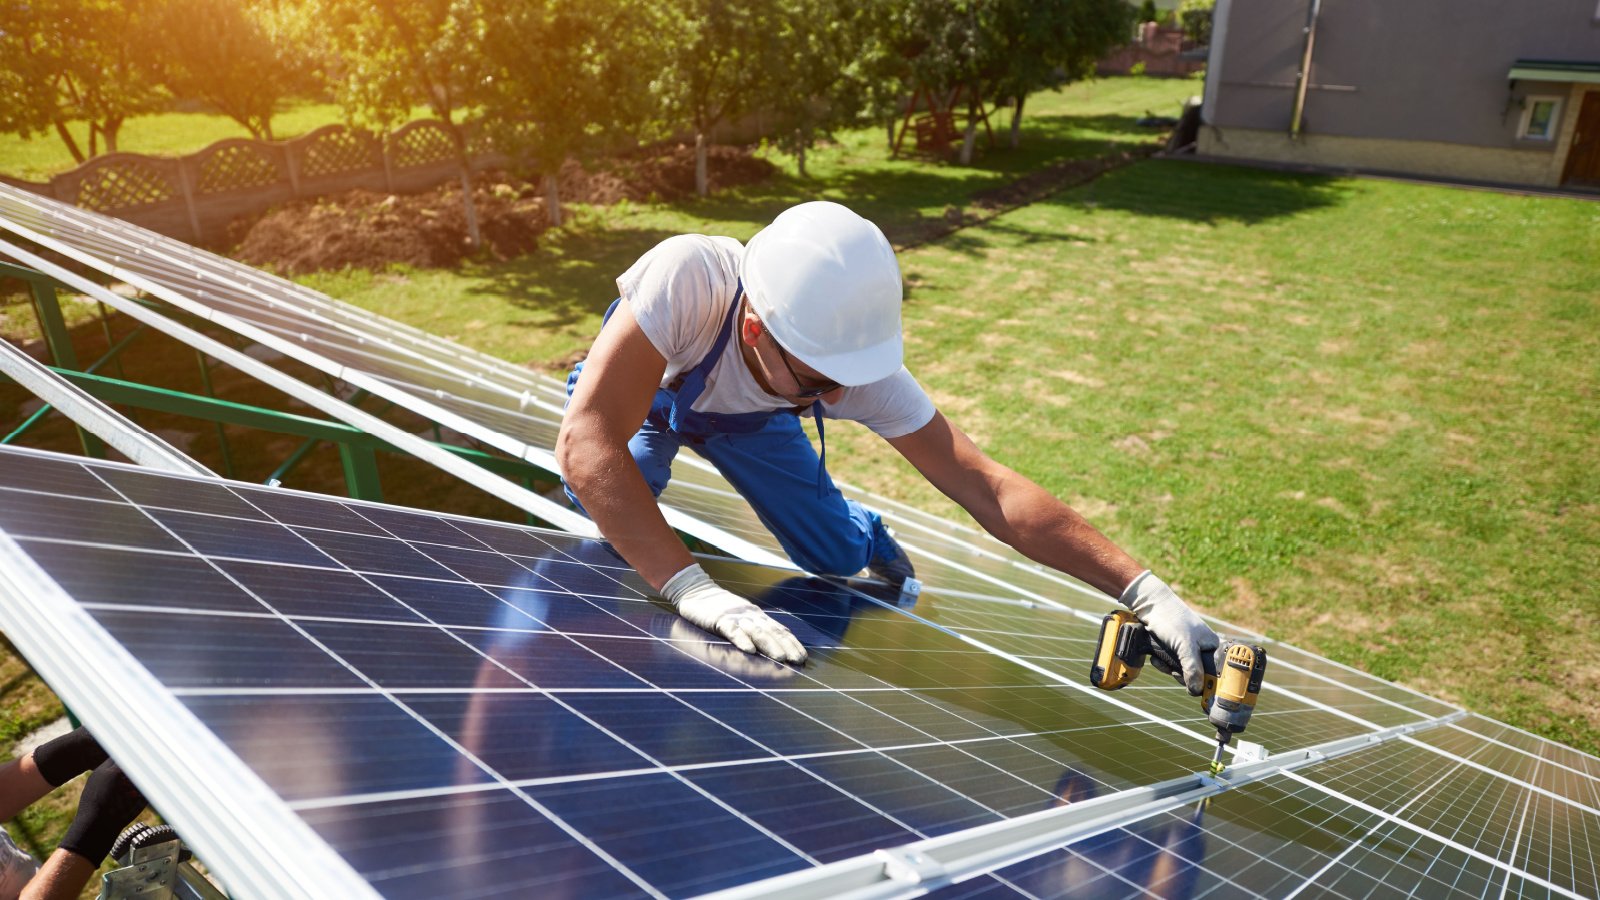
xmin=0 ymin=448 xmax=1228 ymax=896
xmin=5 ymin=446 xmax=1565 ymax=900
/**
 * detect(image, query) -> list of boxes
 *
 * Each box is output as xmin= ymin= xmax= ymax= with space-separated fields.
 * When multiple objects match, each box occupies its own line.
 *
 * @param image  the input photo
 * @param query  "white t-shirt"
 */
xmin=617 ymin=234 xmax=937 ymax=440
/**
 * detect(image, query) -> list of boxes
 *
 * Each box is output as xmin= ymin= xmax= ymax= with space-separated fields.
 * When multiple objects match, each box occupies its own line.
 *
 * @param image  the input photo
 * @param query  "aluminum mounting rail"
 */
xmin=702 ymin=711 xmax=1467 ymax=900
xmin=0 ymin=338 xmax=214 ymax=477
xmin=0 ymin=238 xmax=597 ymax=536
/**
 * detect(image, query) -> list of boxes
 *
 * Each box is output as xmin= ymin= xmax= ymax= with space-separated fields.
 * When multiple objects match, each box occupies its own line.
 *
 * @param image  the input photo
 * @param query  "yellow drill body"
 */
xmin=1088 ymin=610 xmax=1268 ymax=775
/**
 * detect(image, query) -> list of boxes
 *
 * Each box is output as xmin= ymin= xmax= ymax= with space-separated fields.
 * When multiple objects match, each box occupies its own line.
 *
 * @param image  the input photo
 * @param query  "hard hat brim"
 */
xmin=797 ymin=333 xmax=904 ymax=387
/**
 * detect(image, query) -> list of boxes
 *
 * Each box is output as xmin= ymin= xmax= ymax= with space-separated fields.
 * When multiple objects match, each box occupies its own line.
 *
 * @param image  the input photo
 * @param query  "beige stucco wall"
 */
xmin=1199 ymin=84 xmax=1597 ymax=188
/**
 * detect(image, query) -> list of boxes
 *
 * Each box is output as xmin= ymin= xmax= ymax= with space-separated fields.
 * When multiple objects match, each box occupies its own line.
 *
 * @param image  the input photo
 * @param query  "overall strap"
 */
xmin=669 ymin=282 xmax=745 ymax=432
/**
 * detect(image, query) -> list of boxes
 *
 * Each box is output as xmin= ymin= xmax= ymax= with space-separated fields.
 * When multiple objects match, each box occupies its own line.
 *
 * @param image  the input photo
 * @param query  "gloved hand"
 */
xmin=31 ymin=727 xmax=108 ymax=788
xmin=1120 ymin=570 xmax=1219 ymax=696
xmin=57 ymin=760 xmax=147 ymax=863
xmin=661 ymin=564 xmax=808 ymax=665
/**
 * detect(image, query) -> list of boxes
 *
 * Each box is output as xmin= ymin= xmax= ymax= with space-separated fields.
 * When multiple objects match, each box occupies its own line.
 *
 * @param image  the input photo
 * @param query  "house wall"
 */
xmin=1201 ymin=0 xmax=1600 ymax=185
xmin=1199 ymin=82 xmax=1596 ymax=186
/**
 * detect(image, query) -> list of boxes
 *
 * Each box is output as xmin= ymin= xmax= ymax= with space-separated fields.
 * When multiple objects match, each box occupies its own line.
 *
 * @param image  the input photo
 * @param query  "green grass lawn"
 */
xmin=0 ymin=101 xmax=430 ymax=182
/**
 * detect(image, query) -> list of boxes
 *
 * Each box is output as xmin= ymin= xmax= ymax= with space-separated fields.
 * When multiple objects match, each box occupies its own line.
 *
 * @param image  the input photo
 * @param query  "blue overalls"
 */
xmin=564 ymin=287 xmax=896 ymax=577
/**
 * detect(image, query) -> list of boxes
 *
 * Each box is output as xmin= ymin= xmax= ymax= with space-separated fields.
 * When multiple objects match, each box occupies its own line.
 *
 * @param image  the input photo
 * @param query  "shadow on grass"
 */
xmin=456 ymin=112 xmax=1175 ymax=324
xmin=1061 ymin=159 xmax=1357 ymax=225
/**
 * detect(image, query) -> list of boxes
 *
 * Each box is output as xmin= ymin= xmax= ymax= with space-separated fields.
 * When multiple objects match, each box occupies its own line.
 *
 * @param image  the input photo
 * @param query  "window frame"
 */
xmin=1518 ymin=95 xmax=1563 ymax=141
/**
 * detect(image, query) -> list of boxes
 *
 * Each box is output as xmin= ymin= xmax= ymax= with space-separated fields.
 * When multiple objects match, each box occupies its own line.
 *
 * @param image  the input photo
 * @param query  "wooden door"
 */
xmin=1562 ymin=91 xmax=1600 ymax=187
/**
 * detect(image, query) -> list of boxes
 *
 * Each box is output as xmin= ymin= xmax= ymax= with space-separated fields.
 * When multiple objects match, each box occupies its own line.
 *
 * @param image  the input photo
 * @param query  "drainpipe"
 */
xmin=1290 ymin=0 xmax=1324 ymax=138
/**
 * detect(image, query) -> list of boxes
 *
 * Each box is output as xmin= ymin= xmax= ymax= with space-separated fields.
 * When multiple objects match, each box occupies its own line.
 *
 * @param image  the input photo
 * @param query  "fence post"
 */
xmin=285 ymin=141 xmax=303 ymax=198
xmin=381 ymin=131 xmax=396 ymax=193
xmin=175 ymin=157 xmax=204 ymax=242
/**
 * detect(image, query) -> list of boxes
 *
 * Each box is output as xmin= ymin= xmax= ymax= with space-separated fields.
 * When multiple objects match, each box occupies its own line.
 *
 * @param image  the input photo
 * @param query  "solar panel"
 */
xmin=4 ymin=444 xmax=1594 ymax=898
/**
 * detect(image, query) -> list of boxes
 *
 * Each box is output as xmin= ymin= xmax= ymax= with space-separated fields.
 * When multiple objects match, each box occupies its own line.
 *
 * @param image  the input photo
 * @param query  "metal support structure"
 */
xmin=1 ymin=365 xmax=560 ymax=503
xmin=706 ymin=712 xmax=1466 ymax=900
xmin=337 ymin=443 xmax=384 ymax=502
xmin=0 ymin=342 xmax=210 ymax=476
xmin=192 ymin=350 xmax=235 ymax=479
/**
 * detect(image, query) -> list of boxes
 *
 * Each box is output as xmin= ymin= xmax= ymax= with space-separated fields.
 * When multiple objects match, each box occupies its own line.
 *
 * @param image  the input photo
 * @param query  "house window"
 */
xmin=1519 ymin=96 xmax=1562 ymax=140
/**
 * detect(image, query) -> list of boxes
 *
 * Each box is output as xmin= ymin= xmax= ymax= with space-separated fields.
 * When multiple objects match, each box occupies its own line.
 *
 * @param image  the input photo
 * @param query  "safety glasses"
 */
xmin=772 ymin=339 xmax=840 ymax=399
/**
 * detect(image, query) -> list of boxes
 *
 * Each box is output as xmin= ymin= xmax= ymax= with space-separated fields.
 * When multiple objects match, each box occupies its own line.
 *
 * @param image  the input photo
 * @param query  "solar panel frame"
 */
xmin=0 ymin=235 xmax=595 ymax=538
xmin=3 ymin=445 xmax=1590 ymax=900
xmin=0 ymin=336 xmax=213 ymax=476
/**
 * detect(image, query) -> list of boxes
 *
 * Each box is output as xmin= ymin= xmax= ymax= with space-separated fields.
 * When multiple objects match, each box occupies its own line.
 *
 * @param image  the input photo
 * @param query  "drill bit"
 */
xmin=1208 ymin=734 xmax=1228 ymax=776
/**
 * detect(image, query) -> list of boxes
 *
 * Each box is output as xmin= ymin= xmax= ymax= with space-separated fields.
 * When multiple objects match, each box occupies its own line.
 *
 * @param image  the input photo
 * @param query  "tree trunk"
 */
xmin=695 ymin=132 xmax=709 ymax=197
xmin=53 ymin=121 xmax=85 ymax=164
xmin=457 ymin=165 xmax=481 ymax=249
xmin=796 ymin=131 xmax=807 ymax=179
xmin=887 ymin=114 xmax=896 ymax=151
xmin=1010 ymin=95 xmax=1025 ymax=149
xmin=88 ymin=124 xmax=99 ymax=159
xmin=959 ymin=100 xmax=979 ymax=165
xmin=543 ymin=173 xmax=562 ymax=228
xmin=102 ymin=118 xmax=122 ymax=154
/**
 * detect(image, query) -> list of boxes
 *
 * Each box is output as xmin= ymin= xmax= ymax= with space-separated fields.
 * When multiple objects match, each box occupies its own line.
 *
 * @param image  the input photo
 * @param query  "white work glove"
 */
xmin=1120 ymin=570 xmax=1220 ymax=696
xmin=661 ymin=564 xmax=808 ymax=665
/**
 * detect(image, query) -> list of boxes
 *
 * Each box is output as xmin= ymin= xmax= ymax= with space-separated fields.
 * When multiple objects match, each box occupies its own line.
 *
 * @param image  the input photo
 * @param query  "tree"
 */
xmin=987 ymin=0 xmax=1133 ymax=150
xmin=882 ymin=0 xmax=990 ymax=164
xmin=0 ymin=0 xmax=168 ymax=162
xmin=149 ymin=0 xmax=315 ymax=141
xmin=315 ymin=0 xmax=487 ymax=246
xmin=646 ymin=0 xmax=776 ymax=196
xmin=1137 ymin=0 xmax=1157 ymax=23
xmin=477 ymin=0 xmax=650 ymax=226
xmin=756 ymin=0 xmax=899 ymax=177
xmin=1178 ymin=0 xmax=1214 ymax=45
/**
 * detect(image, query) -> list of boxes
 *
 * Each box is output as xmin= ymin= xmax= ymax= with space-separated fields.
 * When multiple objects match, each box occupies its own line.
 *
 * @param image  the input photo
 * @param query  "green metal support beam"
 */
xmin=2 ymin=366 xmax=558 ymax=486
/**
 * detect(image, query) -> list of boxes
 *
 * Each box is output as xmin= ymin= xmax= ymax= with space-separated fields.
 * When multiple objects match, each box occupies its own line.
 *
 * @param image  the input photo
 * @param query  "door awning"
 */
xmin=1508 ymin=59 xmax=1600 ymax=84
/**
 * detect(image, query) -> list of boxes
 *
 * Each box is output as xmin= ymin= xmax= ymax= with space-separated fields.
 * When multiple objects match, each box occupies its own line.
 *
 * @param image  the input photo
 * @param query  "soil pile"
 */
xmin=230 ymin=145 xmax=776 ymax=274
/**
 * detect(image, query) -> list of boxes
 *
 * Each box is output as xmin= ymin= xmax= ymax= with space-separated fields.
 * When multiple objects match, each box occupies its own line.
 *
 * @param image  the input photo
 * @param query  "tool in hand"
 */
xmin=1089 ymin=610 xmax=1267 ymax=776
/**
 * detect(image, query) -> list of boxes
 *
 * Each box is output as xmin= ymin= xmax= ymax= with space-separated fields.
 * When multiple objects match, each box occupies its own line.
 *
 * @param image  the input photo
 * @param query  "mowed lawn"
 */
xmin=839 ymin=162 xmax=1599 ymax=753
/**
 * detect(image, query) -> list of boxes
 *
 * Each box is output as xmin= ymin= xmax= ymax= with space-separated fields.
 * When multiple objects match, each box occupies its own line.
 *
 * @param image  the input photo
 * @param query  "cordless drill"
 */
xmin=1089 ymin=609 xmax=1267 ymax=775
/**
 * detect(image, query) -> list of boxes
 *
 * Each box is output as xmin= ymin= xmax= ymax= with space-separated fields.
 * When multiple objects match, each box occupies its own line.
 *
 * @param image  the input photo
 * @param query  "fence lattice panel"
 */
xmin=74 ymin=162 xmax=178 ymax=211
xmin=299 ymin=129 xmax=377 ymax=178
xmin=196 ymin=143 xmax=281 ymax=194
xmin=391 ymin=122 xmax=457 ymax=169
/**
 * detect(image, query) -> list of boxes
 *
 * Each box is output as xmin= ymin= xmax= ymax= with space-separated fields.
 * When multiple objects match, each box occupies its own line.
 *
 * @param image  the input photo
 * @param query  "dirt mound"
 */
xmin=229 ymin=145 xmax=777 ymax=275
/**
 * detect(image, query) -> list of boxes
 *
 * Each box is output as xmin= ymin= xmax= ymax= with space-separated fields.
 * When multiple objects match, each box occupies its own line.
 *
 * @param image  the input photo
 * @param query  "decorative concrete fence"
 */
xmin=3 ymin=119 xmax=505 ymax=244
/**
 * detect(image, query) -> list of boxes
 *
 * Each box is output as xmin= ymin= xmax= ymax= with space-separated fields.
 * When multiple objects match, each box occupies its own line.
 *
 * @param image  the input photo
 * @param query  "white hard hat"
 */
xmin=741 ymin=201 xmax=903 ymax=386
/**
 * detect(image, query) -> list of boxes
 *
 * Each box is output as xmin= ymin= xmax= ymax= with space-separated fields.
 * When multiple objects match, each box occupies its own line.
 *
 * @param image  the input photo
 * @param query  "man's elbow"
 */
xmin=555 ymin=420 xmax=593 ymax=485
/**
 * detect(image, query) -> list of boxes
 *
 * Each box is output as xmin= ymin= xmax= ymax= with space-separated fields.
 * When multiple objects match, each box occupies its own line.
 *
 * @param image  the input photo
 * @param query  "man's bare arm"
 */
xmin=887 ymin=411 xmax=1143 ymax=597
xmin=555 ymin=301 xmax=694 ymax=591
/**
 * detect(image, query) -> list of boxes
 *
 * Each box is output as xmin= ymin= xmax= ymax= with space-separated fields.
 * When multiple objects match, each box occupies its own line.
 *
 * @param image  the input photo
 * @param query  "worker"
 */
xmin=0 ymin=727 xmax=148 ymax=900
xmin=557 ymin=201 xmax=1220 ymax=690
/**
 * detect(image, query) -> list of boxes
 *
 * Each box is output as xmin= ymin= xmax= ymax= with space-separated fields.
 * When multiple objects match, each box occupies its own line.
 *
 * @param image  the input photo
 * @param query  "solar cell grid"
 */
xmin=1 ymin=446 xmax=1265 ymax=898
xmin=1295 ymin=740 xmax=1599 ymax=899
xmin=965 ymin=774 xmax=1522 ymax=900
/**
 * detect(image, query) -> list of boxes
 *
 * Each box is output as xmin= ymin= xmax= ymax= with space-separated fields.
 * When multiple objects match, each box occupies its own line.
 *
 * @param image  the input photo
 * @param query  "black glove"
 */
xmin=57 ymin=760 xmax=147 ymax=863
xmin=31 ymin=727 xmax=108 ymax=788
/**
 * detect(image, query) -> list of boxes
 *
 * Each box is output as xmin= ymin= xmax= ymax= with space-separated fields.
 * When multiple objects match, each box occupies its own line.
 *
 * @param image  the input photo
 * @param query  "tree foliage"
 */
xmin=1178 ymin=0 xmax=1214 ymax=45
xmin=149 ymin=0 xmax=316 ymax=140
xmin=757 ymin=0 xmax=900 ymax=176
xmin=477 ymin=0 xmax=651 ymax=224
xmin=314 ymin=0 xmax=487 ymax=244
xmin=0 ymin=0 xmax=168 ymax=161
xmin=645 ymin=0 xmax=778 ymax=195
